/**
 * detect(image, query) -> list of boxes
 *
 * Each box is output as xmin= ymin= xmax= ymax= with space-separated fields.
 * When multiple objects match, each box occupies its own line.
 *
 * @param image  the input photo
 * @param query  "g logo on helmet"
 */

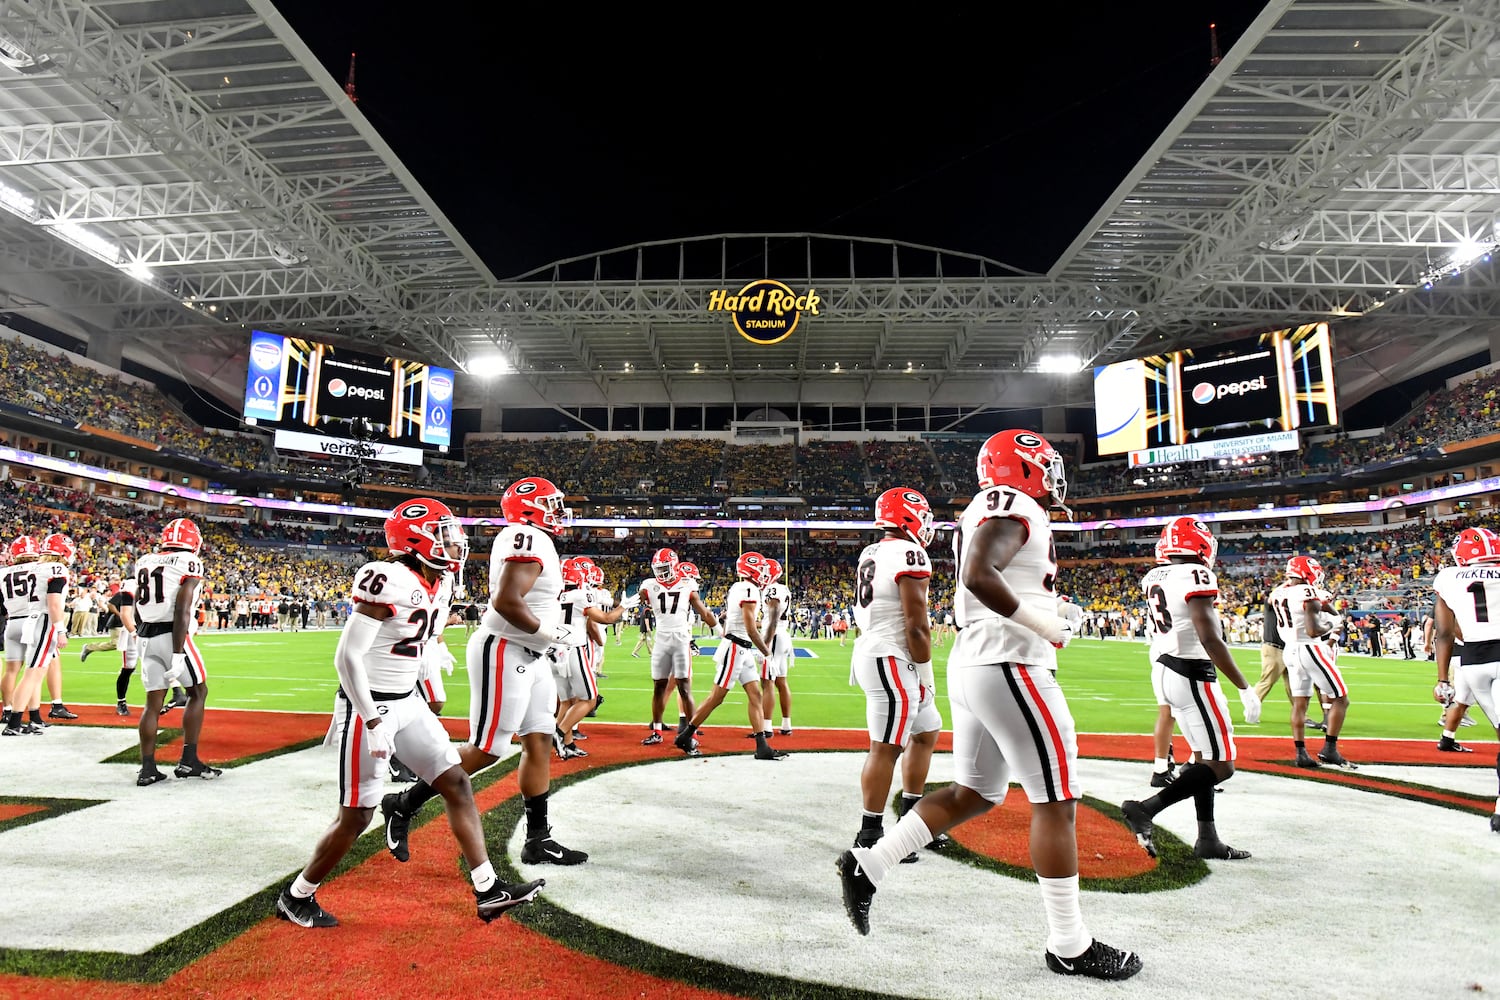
xmin=399 ymin=503 xmax=429 ymax=519
xmin=1014 ymin=433 xmax=1043 ymax=449
xmin=901 ymin=491 xmax=924 ymax=506
xmin=1191 ymin=382 xmax=1216 ymax=405
xmin=513 ymin=481 xmax=538 ymax=495
xmin=327 ymin=378 xmax=348 ymax=398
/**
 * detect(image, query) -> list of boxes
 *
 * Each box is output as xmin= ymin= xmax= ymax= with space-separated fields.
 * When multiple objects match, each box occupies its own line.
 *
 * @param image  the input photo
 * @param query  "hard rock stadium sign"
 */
xmin=706 ymin=279 xmax=821 ymax=345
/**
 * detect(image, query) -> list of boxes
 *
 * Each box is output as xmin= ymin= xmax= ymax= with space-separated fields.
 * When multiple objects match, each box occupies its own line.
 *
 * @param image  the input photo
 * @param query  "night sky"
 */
xmin=279 ymin=3 xmax=1270 ymax=279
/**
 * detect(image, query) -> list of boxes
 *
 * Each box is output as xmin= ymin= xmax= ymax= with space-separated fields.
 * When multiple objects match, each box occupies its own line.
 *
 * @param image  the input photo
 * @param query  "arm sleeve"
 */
xmin=334 ymin=611 xmax=383 ymax=722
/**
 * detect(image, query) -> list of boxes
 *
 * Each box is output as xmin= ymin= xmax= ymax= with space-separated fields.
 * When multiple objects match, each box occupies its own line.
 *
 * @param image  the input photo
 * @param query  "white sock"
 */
xmin=1443 ymin=729 xmax=1456 ymax=740
xmin=1152 ymin=757 xmax=1168 ymax=772
xmin=470 ymin=860 xmax=496 ymax=892
xmin=290 ymin=874 xmax=319 ymax=899
xmin=1036 ymin=873 xmax=1091 ymax=958
xmin=852 ymin=810 xmax=932 ymax=885
xmin=781 ymin=717 xmax=791 ymax=729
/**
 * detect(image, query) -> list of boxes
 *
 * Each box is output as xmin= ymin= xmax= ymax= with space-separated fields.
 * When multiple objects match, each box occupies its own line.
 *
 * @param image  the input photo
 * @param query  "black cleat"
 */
xmin=1294 ymin=748 xmax=1321 ymax=768
xmin=641 ymin=730 xmax=663 ymax=745
xmin=159 ymin=695 xmax=188 ymax=718
xmin=835 ymin=849 xmax=876 ymax=935
xmin=388 ymin=757 xmax=418 ymax=783
xmin=754 ymin=746 xmax=789 ymax=760
xmin=520 ymin=831 xmax=588 ymax=865
xmin=1194 ymin=839 xmax=1251 ymax=860
xmin=275 ymin=886 xmax=338 ymax=928
xmin=1045 ymin=939 xmax=1143 ymax=980
xmin=673 ymin=731 xmax=702 ymax=757
xmin=1437 ymin=736 xmax=1472 ymax=753
xmin=778 ymin=728 xmax=794 ymax=736
xmin=136 ymin=769 xmax=169 ymax=786
xmin=1120 ymin=800 xmax=1156 ymax=858
xmin=925 ymin=832 xmax=953 ymax=853
xmin=381 ymin=794 xmax=411 ymax=863
xmin=115 ymin=700 xmax=130 ymax=717
xmin=1306 ymin=718 xmax=1328 ymax=732
xmin=1149 ymin=768 xmax=1175 ymax=788
xmin=1491 ymin=814 xmax=1500 ymax=834
xmin=560 ymin=744 xmax=588 ymax=759
xmin=23 ymin=722 xmax=46 ymax=735
xmin=174 ymin=760 xmax=223 ymax=779
xmin=48 ymin=704 xmax=78 ymax=720
xmin=476 ymin=878 xmax=544 ymax=922
xmin=1317 ymin=750 xmax=1358 ymax=770
xmin=899 ymin=851 xmax=919 ymax=864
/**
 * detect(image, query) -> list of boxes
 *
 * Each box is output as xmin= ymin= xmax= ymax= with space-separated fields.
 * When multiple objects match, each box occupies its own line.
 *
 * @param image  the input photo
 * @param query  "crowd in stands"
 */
xmin=465 ymin=438 xmax=591 ymax=492
xmin=587 ymin=440 xmax=659 ymax=493
xmin=864 ymin=440 xmax=940 ymax=493
xmin=724 ymin=444 xmax=795 ymax=495
xmin=798 ymin=441 xmax=866 ymax=495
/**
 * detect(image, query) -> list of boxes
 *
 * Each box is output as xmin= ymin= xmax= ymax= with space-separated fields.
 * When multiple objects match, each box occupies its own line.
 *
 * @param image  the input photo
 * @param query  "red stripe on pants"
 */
xmin=482 ymin=639 xmax=507 ymax=752
xmin=1018 ymin=665 xmax=1074 ymax=801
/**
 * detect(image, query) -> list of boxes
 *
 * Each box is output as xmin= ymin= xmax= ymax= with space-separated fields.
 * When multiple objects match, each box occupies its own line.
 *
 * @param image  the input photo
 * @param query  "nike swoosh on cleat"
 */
xmin=386 ymin=828 xmax=399 ymax=851
xmin=544 ymin=847 xmax=564 ymax=859
xmin=1055 ymin=958 xmax=1074 ymax=972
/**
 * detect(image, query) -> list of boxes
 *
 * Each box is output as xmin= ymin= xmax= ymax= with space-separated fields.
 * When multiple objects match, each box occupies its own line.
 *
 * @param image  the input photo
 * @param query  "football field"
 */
xmin=60 ymin=630 xmax=1468 ymax=742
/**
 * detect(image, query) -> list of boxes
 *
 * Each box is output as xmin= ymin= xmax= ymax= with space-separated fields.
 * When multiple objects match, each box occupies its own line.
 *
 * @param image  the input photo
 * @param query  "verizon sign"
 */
xmin=273 ymin=429 xmax=424 ymax=467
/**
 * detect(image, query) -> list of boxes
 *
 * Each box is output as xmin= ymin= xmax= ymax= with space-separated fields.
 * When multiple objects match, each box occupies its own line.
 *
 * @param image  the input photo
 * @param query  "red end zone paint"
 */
xmin=2 ymin=713 xmax=1490 ymax=998
xmin=0 ymin=804 xmax=45 ymax=823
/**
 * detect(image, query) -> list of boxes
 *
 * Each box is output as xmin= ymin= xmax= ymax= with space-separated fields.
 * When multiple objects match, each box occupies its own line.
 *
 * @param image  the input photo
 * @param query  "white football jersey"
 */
xmin=1268 ymin=581 xmax=1324 ymax=645
xmin=762 ymin=582 xmax=791 ymax=629
xmin=556 ymin=586 xmax=596 ymax=647
xmin=721 ymin=579 xmax=761 ymax=639
xmin=132 ymin=552 xmax=199 ymax=625
xmin=951 ymin=487 xmax=1057 ymax=667
xmin=640 ymin=577 xmax=698 ymax=636
xmin=1 ymin=562 xmax=41 ymax=618
xmin=423 ymin=574 xmax=455 ymax=652
xmin=1434 ymin=563 xmax=1500 ymax=646
xmin=1141 ymin=562 xmax=1219 ymax=660
xmin=348 ymin=560 xmax=447 ymax=692
xmin=853 ymin=537 xmax=931 ymax=660
xmin=479 ymin=523 xmax=563 ymax=641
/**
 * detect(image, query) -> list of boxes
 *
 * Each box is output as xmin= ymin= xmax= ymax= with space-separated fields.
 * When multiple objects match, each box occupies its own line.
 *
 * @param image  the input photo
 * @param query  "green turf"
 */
xmin=56 ymin=630 xmax=1465 ymax=741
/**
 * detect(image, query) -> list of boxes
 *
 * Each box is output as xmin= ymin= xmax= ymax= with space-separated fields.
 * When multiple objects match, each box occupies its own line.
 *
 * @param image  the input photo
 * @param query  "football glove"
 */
xmin=620 ymin=591 xmax=641 ymax=612
xmin=1238 ymin=687 xmax=1262 ymax=725
xmin=1434 ymin=680 xmax=1456 ymax=705
xmin=363 ymin=720 xmax=394 ymax=760
xmin=436 ymin=643 xmax=456 ymax=676
xmin=164 ymin=652 xmax=190 ymax=686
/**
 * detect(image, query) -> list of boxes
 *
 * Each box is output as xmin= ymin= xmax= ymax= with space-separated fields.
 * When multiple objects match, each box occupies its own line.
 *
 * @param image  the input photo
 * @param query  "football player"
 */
xmin=1121 ymin=517 xmax=1259 ymax=862
xmin=1269 ymin=556 xmax=1355 ymax=769
xmin=674 ymin=551 xmax=786 ymax=760
xmin=1145 ymin=537 xmax=1181 ymax=786
xmin=1 ymin=535 xmax=45 ymax=735
xmin=277 ymin=499 xmax=544 ymax=927
xmin=1432 ymin=526 xmax=1500 ymax=833
xmin=552 ymin=556 xmax=631 ymax=760
xmin=848 ymin=488 xmax=949 ymax=860
xmin=639 ymin=549 xmax=718 ymax=745
xmin=759 ymin=557 xmax=794 ymax=737
xmin=836 ymin=430 xmax=1141 ymax=981
xmin=381 ymin=477 xmax=589 ymax=869
xmin=134 ymin=519 xmax=221 ymax=784
xmin=5 ymin=533 xmax=74 ymax=735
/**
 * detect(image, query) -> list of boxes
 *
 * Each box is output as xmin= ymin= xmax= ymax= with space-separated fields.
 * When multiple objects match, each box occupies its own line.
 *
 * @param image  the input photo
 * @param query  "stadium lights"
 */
xmin=50 ymin=221 xmax=121 ymax=264
xmin=0 ymin=181 xmax=36 ymax=220
xmin=466 ymin=354 xmax=511 ymax=378
xmin=1035 ymin=354 xmax=1084 ymax=374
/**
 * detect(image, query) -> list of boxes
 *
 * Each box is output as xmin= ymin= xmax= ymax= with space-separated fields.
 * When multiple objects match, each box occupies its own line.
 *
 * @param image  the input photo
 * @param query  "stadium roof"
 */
xmin=0 ymin=0 xmax=1496 ymax=413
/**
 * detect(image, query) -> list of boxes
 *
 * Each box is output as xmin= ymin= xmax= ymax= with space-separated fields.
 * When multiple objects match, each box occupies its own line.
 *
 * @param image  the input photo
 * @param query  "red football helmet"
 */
xmin=676 ymin=561 xmax=700 ymax=581
xmin=1158 ymin=516 xmax=1217 ymax=568
xmin=385 ymin=498 xmax=467 ymax=573
xmin=561 ymin=556 xmax=589 ymax=588
xmin=42 ymin=532 xmax=75 ymax=564
xmin=1286 ymin=555 xmax=1326 ymax=588
xmin=7 ymin=536 xmax=39 ymax=563
xmin=586 ymin=560 xmax=605 ymax=588
xmin=160 ymin=517 xmax=202 ymax=554
xmin=976 ymin=430 xmax=1067 ymax=506
xmin=736 ymin=551 xmax=768 ymax=583
xmin=874 ymin=487 xmax=935 ymax=546
xmin=652 ymin=547 xmax=680 ymax=583
xmin=762 ymin=558 xmax=783 ymax=587
xmin=1453 ymin=527 xmax=1500 ymax=566
xmin=501 ymin=477 xmax=570 ymax=535
xmin=1153 ymin=537 xmax=1169 ymax=565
